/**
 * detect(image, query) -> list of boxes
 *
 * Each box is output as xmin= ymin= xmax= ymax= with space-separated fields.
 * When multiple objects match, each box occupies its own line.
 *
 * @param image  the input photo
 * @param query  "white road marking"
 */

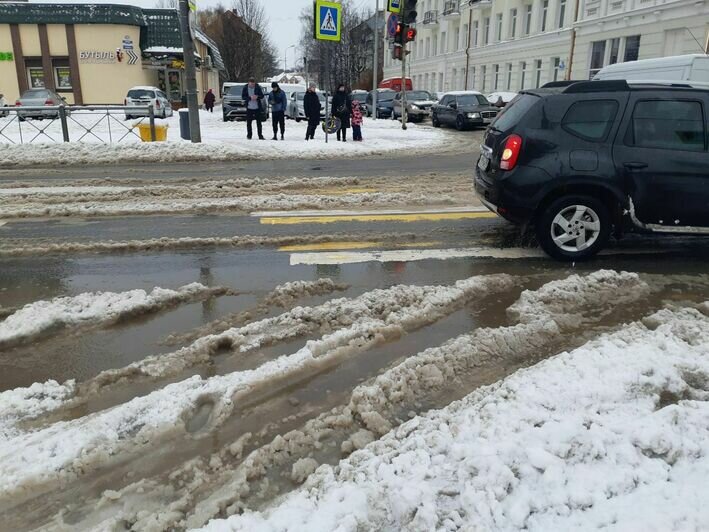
xmin=252 ymin=206 xmax=490 ymax=218
xmin=290 ymin=247 xmax=545 ymax=265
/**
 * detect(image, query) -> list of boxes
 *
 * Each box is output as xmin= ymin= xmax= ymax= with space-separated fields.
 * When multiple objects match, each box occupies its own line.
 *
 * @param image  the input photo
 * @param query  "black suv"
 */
xmin=475 ymin=80 xmax=709 ymax=260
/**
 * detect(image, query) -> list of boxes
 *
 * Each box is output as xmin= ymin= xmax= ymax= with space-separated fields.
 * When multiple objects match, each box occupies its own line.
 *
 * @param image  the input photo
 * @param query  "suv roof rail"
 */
xmin=541 ymin=80 xmax=577 ymax=88
xmin=563 ymin=80 xmax=630 ymax=93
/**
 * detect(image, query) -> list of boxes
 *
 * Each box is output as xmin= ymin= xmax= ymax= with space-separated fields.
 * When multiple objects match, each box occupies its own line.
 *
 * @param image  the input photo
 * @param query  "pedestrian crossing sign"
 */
xmin=388 ymin=0 xmax=402 ymax=13
xmin=314 ymin=0 xmax=342 ymax=42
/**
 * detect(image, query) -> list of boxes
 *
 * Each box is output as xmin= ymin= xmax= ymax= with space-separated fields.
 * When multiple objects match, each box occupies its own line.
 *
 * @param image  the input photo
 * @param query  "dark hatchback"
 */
xmin=432 ymin=91 xmax=500 ymax=130
xmin=475 ymin=80 xmax=709 ymax=261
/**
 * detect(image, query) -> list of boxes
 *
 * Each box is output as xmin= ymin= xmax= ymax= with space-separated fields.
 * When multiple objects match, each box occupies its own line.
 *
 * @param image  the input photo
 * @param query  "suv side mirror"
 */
xmin=449 ymin=102 xmax=457 ymax=109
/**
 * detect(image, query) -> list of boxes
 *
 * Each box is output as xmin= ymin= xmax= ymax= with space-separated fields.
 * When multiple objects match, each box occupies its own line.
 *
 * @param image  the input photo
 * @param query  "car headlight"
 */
xmin=468 ymin=112 xmax=481 ymax=119
xmin=410 ymin=104 xmax=420 ymax=111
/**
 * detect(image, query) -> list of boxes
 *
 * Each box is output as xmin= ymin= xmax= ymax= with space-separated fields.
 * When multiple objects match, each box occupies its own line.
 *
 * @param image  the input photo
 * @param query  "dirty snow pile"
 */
xmin=201 ymin=303 xmax=709 ymax=531
xmin=0 ymin=109 xmax=449 ymax=167
xmin=0 ymin=283 xmax=227 ymax=349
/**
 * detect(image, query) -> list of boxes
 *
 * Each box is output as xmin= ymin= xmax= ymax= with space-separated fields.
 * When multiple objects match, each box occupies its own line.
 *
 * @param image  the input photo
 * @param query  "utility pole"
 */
xmin=400 ymin=0 xmax=408 ymax=130
xmin=372 ymin=0 xmax=380 ymax=120
xmin=178 ymin=0 xmax=201 ymax=143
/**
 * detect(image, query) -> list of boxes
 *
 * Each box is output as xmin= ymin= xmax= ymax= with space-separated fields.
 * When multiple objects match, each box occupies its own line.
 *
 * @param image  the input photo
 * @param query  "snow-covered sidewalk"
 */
xmin=201 ymin=303 xmax=709 ymax=531
xmin=0 ymin=109 xmax=450 ymax=167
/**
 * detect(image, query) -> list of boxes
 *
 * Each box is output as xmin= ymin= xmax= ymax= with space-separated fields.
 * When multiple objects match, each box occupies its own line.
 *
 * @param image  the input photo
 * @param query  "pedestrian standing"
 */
xmin=203 ymin=88 xmax=216 ymax=112
xmin=303 ymin=83 xmax=321 ymax=141
xmin=331 ymin=83 xmax=352 ymax=142
xmin=351 ymin=100 xmax=364 ymax=142
xmin=268 ymin=82 xmax=288 ymax=140
xmin=241 ymin=77 xmax=265 ymax=140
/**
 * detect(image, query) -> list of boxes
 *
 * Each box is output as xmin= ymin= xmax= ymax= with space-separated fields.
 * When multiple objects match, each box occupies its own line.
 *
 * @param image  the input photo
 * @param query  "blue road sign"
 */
xmin=387 ymin=13 xmax=399 ymax=38
xmin=315 ymin=0 xmax=342 ymax=42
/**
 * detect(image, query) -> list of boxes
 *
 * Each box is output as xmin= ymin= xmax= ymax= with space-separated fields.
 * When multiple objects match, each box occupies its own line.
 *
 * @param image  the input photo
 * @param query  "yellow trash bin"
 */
xmin=137 ymin=123 xmax=168 ymax=142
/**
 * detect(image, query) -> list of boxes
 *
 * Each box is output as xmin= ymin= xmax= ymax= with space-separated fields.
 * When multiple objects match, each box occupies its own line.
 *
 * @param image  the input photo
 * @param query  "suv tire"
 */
xmin=432 ymin=115 xmax=440 ymax=128
xmin=536 ymin=194 xmax=611 ymax=261
xmin=455 ymin=116 xmax=465 ymax=131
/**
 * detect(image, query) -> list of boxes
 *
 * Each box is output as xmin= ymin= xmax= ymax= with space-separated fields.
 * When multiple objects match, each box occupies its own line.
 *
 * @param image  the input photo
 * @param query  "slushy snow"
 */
xmin=200 ymin=303 xmax=709 ymax=531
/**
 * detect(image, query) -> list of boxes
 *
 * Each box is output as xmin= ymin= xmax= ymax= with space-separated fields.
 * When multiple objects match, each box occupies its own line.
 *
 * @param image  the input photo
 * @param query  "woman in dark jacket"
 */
xmin=203 ymin=89 xmax=216 ymax=112
xmin=331 ymin=83 xmax=352 ymax=142
xmin=303 ymin=83 xmax=322 ymax=141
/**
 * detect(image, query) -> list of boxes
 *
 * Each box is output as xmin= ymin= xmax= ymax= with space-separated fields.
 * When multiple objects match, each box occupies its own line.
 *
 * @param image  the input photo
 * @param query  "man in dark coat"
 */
xmin=331 ymin=83 xmax=352 ymax=142
xmin=203 ymin=89 xmax=216 ymax=112
xmin=303 ymin=83 xmax=322 ymax=141
xmin=268 ymin=82 xmax=288 ymax=140
xmin=241 ymin=77 xmax=265 ymax=140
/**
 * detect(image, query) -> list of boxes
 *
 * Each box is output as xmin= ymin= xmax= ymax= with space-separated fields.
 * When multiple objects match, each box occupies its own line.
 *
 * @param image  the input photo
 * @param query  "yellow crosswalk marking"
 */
xmin=261 ymin=211 xmax=497 ymax=225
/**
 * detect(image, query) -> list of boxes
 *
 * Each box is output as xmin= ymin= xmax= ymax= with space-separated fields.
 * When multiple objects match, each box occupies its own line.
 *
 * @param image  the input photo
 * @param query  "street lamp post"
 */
xmin=284 ymin=44 xmax=296 ymax=75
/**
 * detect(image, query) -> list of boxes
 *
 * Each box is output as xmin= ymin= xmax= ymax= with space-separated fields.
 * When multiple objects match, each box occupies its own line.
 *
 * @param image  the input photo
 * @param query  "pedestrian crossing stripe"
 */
xmin=315 ymin=0 xmax=342 ymax=42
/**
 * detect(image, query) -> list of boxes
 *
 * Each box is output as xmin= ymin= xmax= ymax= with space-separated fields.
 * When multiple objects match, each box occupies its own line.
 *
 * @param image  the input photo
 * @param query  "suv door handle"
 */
xmin=624 ymin=162 xmax=648 ymax=171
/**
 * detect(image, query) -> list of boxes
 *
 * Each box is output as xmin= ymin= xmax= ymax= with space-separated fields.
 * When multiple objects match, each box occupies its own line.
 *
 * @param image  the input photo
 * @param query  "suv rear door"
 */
xmin=613 ymin=90 xmax=709 ymax=227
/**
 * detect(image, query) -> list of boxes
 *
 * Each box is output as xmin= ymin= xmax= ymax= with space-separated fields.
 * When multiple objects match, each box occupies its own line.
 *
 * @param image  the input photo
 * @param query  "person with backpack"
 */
xmin=331 ymin=83 xmax=352 ymax=142
xmin=303 ymin=83 xmax=322 ymax=141
xmin=268 ymin=82 xmax=288 ymax=140
xmin=241 ymin=78 xmax=265 ymax=140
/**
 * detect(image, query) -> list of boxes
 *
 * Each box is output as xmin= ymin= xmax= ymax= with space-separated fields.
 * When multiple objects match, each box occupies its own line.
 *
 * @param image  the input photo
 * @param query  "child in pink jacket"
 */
xmin=351 ymin=100 xmax=364 ymax=142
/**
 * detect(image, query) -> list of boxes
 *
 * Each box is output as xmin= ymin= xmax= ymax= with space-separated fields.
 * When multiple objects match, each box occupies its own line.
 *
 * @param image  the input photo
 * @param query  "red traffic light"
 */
xmin=406 ymin=28 xmax=417 ymax=42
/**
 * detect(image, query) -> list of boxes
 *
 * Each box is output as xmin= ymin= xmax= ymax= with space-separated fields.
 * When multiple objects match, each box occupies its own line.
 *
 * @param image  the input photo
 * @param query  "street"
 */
xmin=2 ymin=140 xmax=709 ymax=530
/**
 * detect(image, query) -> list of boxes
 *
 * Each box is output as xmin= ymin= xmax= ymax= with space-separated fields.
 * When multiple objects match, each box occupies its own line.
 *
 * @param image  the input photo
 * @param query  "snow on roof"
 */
xmin=444 ymin=90 xmax=484 ymax=96
xmin=143 ymin=46 xmax=182 ymax=54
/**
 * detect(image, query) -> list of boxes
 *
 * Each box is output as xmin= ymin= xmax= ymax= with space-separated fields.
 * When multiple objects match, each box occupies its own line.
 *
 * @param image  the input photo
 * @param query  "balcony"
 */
xmin=442 ymin=1 xmax=461 ymax=17
xmin=423 ymin=10 xmax=439 ymax=24
xmin=467 ymin=0 xmax=492 ymax=8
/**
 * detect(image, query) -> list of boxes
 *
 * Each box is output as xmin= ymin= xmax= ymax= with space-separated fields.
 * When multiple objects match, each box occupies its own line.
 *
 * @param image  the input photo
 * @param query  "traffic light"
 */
xmin=391 ymin=45 xmax=410 ymax=61
xmin=405 ymin=27 xmax=417 ymax=43
xmin=394 ymin=22 xmax=404 ymax=45
xmin=403 ymin=0 xmax=417 ymax=24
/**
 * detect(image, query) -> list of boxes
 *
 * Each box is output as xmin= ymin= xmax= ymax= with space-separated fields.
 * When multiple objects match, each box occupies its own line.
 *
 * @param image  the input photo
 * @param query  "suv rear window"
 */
xmin=490 ymin=93 xmax=538 ymax=131
xmin=626 ymin=100 xmax=705 ymax=152
xmin=562 ymin=100 xmax=618 ymax=141
xmin=127 ymin=89 xmax=156 ymax=99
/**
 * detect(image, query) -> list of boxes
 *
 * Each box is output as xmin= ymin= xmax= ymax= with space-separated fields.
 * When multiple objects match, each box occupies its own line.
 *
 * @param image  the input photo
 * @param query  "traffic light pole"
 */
xmin=179 ymin=0 xmax=201 ymax=143
xmin=372 ymin=0 xmax=379 ymax=120
xmin=400 ymin=0 xmax=408 ymax=130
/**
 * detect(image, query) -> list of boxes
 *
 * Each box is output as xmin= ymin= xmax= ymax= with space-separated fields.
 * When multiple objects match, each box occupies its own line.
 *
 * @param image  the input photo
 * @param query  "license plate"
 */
xmin=478 ymin=154 xmax=490 ymax=171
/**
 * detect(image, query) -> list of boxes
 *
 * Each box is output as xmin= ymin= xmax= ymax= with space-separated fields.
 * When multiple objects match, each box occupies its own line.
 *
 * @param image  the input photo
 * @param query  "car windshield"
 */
xmin=407 ymin=91 xmax=432 ymax=101
xmin=227 ymin=85 xmax=245 ymax=96
xmin=127 ymin=89 xmax=156 ymax=99
xmin=458 ymin=94 xmax=489 ymax=106
xmin=490 ymin=93 xmax=538 ymax=131
xmin=377 ymin=92 xmax=396 ymax=101
xmin=23 ymin=89 xmax=50 ymax=99
xmin=296 ymin=93 xmax=305 ymax=101
xmin=352 ymin=93 xmax=368 ymax=102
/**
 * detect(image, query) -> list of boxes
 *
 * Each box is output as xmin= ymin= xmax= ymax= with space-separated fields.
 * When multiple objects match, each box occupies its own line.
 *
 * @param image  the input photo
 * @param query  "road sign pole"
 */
xmin=401 ymin=0 xmax=407 ymax=130
xmin=179 ymin=0 xmax=201 ymax=143
xmin=372 ymin=0 xmax=380 ymax=120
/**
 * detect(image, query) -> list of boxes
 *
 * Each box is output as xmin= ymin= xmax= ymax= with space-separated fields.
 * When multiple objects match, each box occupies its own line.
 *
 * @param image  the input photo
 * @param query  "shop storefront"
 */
xmin=0 ymin=3 xmax=224 ymax=105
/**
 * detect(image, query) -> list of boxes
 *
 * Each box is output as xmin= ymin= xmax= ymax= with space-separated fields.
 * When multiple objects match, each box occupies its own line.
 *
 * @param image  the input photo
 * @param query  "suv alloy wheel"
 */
xmin=432 ymin=114 xmax=440 ymax=128
xmin=536 ymin=195 xmax=611 ymax=261
xmin=455 ymin=116 xmax=465 ymax=131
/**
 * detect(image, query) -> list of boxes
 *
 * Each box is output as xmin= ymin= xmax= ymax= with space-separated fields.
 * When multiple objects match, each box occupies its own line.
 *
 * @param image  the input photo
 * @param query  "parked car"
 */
xmin=0 ymin=93 xmax=8 ymax=118
xmin=222 ymin=83 xmax=268 ymax=122
xmin=16 ymin=88 xmax=68 ymax=121
xmin=486 ymin=91 xmax=518 ymax=107
xmin=366 ymin=89 xmax=396 ymax=118
xmin=287 ymin=90 xmax=326 ymax=122
xmin=593 ymin=54 xmax=709 ymax=85
xmin=432 ymin=91 xmax=500 ymax=130
xmin=392 ymin=90 xmax=437 ymax=122
xmin=124 ymin=86 xmax=173 ymax=119
xmin=474 ymin=79 xmax=709 ymax=261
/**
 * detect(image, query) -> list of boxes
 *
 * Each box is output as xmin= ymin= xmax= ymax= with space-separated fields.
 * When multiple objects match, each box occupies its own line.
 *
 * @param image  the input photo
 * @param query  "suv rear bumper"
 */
xmin=474 ymin=166 xmax=535 ymax=224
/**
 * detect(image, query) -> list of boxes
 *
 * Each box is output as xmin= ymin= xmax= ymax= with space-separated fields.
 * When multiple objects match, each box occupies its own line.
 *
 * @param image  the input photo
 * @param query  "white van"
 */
xmin=593 ymin=54 xmax=709 ymax=85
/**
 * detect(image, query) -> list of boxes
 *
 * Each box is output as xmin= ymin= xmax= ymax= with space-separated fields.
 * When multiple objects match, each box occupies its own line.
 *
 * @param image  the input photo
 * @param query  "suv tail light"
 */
xmin=124 ymin=98 xmax=128 ymax=106
xmin=500 ymin=134 xmax=522 ymax=171
xmin=45 ymin=99 xmax=54 ymax=105
xmin=155 ymin=99 xmax=160 ymax=108
xmin=15 ymin=100 xmax=21 ymax=106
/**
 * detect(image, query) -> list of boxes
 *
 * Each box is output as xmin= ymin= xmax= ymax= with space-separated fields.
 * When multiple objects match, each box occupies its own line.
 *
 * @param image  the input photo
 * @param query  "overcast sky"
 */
xmin=31 ymin=0 xmax=379 ymax=72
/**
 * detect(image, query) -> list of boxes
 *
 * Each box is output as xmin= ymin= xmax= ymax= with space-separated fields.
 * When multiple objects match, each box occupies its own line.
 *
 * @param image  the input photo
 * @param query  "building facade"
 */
xmin=0 ymin=3 xmax=225 ymax=105
xmin=383 ymin=0 xmax=708 ymax=93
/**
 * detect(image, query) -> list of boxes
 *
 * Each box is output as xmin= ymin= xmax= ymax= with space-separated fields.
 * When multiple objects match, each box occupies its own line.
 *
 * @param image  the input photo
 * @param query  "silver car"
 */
xmin=0 ymin=93 xmax=8 ymax=118
xmin=287 ymin=91 xmax=326 ymax=122
xmin=124 ymin=86 xmax=173 ymax=120
xmin=16 ymin=88 xmax=68 ymax=121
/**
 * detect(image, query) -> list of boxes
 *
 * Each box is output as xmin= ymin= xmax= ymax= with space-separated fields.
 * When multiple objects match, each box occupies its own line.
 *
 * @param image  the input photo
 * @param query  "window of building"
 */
xmin=494 ymin=64 xmax=500 ymax=89
xmin=454 ymin=27 xmax=461 ymax=50
xmin=426 ymin=37 xmax=431 ymax=57
xmin=27 ymin=66 xmax=46 ymax=89
xmin=510 ymin=8 xmax=518 ymax=38
xmin=481 ymin=65 xmax=487 ymax=91
xmin=558 ymin=0 xmax=567 ymax=28
xmin=524 ymin=5 xmax=533 ymax=35
xmin=506 ymin=63 xmax=513 ymax=89
xmin=627 ymin=100 xmax=705 ymax=152
xmin=472 ymin=21 xmax=479 ymax=47
xmin=535 ymin=59 xmax=543 ymax=88
xmin=624 ymin=35 xmax=641 ymax=62
xmin=441 ymin=32 xmax=447 ymax=54
xmin=541 ymin=0 xmax=549 ymax=32
xmin=520 ymin=61 xmax=527 ymax=89
xmin=462 ymin=24 xmax=469 ymax=49
xmin=609 ymin=38 xmax=620 ymax=65
xmin=496 ymin=13 xmax=503 ymax=41
xmin=54 ymin=66 xmax=72 ymax=90
xmin=483 ymin=17 xmax=490 ymax=44
xmin=452 ymin=68 xmax=458 ymax=90
xmin=432 ymin=36 xmax=438 ymax=56
xmin=470 ymin=66 xmax=476 ymax=89
xmin=562 ymin=100 xmax=619 ymax=141
xmin=552 ymin=57 xmax=561 ymax=81
xmin=438 ymin=72 xmax=444 ymax=91
xmin=589 ymin=40 xmax=606 ymax=78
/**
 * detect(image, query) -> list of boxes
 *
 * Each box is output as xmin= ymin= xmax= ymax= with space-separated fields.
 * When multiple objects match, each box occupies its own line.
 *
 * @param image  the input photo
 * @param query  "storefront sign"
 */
xmin=28 ymin=67 xmax=45 ymax=88
xmin=0 ymin=52 xmax=13 ymax=61
xmin=79 ymin=51 xmax=117 ymax=64
xmin=55 ymin=66 xmax=72 ymax=89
